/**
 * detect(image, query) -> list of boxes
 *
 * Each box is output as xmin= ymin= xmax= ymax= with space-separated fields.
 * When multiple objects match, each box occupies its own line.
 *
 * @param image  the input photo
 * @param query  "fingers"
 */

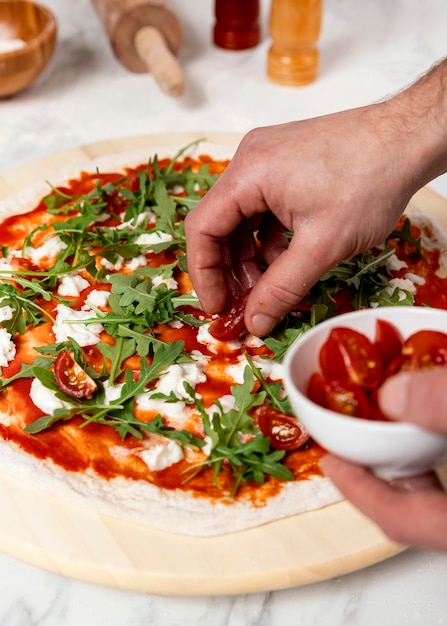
xmin=257 ymin=213 xmax=289 ymax=266
xmin=184 ymin=155 xmax=269 ymax=314
xmin=379 ymin=366 xmax=447 ymax=433
xmin=244 ymin=228 xmax=339 ymax=336
xmin=321 ymin=454 xmax=447 ymax=551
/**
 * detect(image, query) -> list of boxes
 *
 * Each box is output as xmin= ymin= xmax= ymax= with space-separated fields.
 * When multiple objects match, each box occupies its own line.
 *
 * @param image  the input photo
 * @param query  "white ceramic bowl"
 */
xmin=283 ymin=307 xmax=447 ymax=478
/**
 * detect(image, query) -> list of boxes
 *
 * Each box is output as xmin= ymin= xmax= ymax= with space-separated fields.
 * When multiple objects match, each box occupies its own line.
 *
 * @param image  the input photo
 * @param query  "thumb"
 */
xmin=379 ymin=366 xmax=447 ymax=433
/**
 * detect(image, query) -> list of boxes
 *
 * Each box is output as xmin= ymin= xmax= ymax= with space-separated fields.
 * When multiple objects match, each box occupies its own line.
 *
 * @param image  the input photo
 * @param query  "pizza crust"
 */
xmin=0 ymin=434 xmax=341 ymax=536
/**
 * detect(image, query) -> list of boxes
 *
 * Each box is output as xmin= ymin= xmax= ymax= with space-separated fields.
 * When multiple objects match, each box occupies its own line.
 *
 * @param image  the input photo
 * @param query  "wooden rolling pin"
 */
xmin=91 ymin=0 xmax=185 ymax=97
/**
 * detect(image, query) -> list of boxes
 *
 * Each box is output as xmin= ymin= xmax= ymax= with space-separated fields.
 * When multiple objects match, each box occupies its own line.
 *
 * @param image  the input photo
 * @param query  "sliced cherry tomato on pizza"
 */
xmin=319 ymin=327 xmax=383 ymax=391
xmin=401 ymin=329 xmax=447 ymax=369
xmin=374 ymin=319 xmax=403 ymax=369
xmin=307 ymin=373 xmax=370 ymax=419
xmin=208 ymin=288 xmax=251 ymax=341
xmin=54 ymin=350 xmax=97 ymax=399
xmin=255 ymin=405 xmax=310 ymax=450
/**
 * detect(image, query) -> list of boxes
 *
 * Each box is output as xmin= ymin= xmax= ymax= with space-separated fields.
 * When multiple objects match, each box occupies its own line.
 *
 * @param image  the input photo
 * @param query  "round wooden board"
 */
xmin=0 ymin=132 xmax=445 ymax=596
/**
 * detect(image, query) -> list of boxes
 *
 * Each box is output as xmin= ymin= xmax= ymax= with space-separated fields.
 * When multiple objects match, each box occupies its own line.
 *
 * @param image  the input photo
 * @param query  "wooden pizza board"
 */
xmin=0 ymin=132 xmax=445 ymax=596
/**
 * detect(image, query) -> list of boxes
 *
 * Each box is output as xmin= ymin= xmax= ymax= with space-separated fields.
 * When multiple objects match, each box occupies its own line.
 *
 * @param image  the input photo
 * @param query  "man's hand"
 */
xmin=321 ymin=367 xmax=447 ymax=551
xmin=185 ymin=60 xmax=447 ymax=337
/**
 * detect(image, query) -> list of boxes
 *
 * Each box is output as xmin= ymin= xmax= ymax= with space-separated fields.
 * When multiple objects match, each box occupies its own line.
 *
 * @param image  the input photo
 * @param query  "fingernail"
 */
xmin=251 ymin=313 xmax=276 ymax=337
xmin=379 ymin=371 xmax=411 ymax=419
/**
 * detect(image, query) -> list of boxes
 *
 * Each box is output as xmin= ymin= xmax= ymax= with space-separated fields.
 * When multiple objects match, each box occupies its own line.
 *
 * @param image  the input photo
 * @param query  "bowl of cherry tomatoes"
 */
xmin=283 ymin=306 xmax=447 ymax=478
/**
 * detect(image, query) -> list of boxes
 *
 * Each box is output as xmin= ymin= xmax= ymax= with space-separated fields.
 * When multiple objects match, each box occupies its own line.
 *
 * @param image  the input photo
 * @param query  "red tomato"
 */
xmin=54 ymin=350 xmax=97 ymax=399
xmin=383 ymin=353 xmax=406 ymax=378
xmin=401 ymin=330 xmax=447 ymax=369
xmin=374 ymin=319 xmax=403 ymax=369
xmin=208 ymin=288 xmax=251 ymax=341
xmin=307 ymin=372 xmax=328 ymax=408
xmin=307 ymin=373 xmax=370 ymax=419
xmin=255 ymin=405 xmax=310 ymax=450
xmin=319 ymin=327 xmax=383 ymax=391
xmin=325 ymin=380 xmax=370 ymax=419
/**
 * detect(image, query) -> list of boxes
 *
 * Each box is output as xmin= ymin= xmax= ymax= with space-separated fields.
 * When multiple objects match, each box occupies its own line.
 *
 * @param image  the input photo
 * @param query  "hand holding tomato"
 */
xmin=185 ymin=59 xmax=447 ymax=337
xmin=322 ymin=366 xmax=447 ymax=552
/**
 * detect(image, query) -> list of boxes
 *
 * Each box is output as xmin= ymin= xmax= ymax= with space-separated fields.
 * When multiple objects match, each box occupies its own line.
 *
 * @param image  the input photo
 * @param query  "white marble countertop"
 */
xmin=1 ymin=0 xmax=447 ymax=623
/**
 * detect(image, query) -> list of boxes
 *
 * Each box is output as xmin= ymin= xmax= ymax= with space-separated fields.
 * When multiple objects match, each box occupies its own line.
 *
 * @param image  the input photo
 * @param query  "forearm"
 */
xmin=382 ymin=58 xmax=447 ymax=192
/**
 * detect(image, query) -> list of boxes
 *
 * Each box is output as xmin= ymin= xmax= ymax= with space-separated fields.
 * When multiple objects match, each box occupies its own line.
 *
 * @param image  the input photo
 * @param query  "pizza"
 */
xmin=0 ymin=141 xmax=446 ymax=537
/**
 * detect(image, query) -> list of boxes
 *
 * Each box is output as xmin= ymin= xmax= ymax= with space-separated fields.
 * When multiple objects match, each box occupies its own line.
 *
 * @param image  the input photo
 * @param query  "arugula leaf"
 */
xmin=388 ymin=217 xmax=422 ymax=256
xmin=0 ymin=358 xmax=52 ymax=391
xmin=183 ymin=368 xmax=294 ymax=494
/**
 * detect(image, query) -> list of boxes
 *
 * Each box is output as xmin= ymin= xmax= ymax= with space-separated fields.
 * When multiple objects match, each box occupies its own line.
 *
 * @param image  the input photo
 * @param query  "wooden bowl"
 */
xmin=0 ymin=0 xmax=57 ymax=98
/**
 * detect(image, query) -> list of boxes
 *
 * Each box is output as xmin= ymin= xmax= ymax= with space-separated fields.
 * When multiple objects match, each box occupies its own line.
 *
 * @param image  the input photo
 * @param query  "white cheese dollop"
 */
xmin=0 ymin=327 xmax=15 ymax=367
xmin=135 ymin=232 xmax=173 ymax=246
xmin=386 ymin=277 xmax=417 ymax=298
xmin=152 ymin=275 xmax=178 ymax=290
xmin=0 ymin=258 xmax=13 ymax=277
xmin=100 ymin=256 xmax=124 ymax=271
xmin=29 ymin=378 xmax=71 ymax=414
xmin=125 ymin=255 xmax=148 ymax=270
xmin=103 ymin=380 xmax=124 ymax=404
xmin=0 ymin=305 xmax=14 ymax=322
xmin=404 ymin=272 xmax=426 ymax=286
xmin=385 ymin=253 xmax=408 ymax=272
xmin=136 ymin=359 xmax=207 ymax=421
xmin=53 ymin=304 xmax=103 ymax=346
xmin=84 ymin=289 xmax=110 ymax=309
xmin=57 ymin=273 xmax=90 ymax=297
xmin=139 ymin=440 xmax=184 ymax=471
xmin=196 ymin=323 xmax=241 ymax=354
xmin=136 ymin=395 xmax=188 ymax=421
xmin=156 ymin=361 xmax=207 ymax=398
xmin=24 ymin=236 xmax=67 ymax=266
xmin=117 ymin=209 xmax=157 ymax=229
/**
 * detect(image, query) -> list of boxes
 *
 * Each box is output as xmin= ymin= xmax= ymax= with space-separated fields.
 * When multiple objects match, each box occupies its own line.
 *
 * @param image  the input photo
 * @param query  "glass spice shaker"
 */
xmin=267 ymin=0 xmax=323 ymax=85
xmin=213 ymin=0 xmax=260 ymax=50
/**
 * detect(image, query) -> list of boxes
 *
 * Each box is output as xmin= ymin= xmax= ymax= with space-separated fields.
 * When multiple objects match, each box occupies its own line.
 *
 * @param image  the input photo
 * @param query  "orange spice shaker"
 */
xmin=267 ymin=0 xmax=322 ymax=86
xmin=213 ymin=0 xmax=260 ymax=50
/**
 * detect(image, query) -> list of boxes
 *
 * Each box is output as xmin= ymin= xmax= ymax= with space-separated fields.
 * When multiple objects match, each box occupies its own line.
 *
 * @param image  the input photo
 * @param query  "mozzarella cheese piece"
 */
xmin=136 ymin=359 xmax=207 ymax=422
xmin=0 ymin=305 xmax=14 ymax=323
xmin=53 ymin=304 xmax=103 ymax=346
xmin=84 ymin=289 xmax=110 ymax=309
xmin=152 ymin=275 xmax=178 ymax=290
xmin=139 ymin=440 xmax=184 ymax=471
xmin=0 ymin=327 xmax=16 ymax=367
xmin=386 ymin=277 xmax=417 ymax=297
xmin=100 ymin=256 xmax=124 ymax=271
xmin=196 ymin=323 xmax=241 ymax=354
xmin=25 ymin=236 xmax=68 ymax=266
xmin=29 ymin=378 xmax=71 ymax=414
xmin=57 ymin=273 xmax=90 ymax=297
xmin=135 ymin=232 xmax=173 ymax=246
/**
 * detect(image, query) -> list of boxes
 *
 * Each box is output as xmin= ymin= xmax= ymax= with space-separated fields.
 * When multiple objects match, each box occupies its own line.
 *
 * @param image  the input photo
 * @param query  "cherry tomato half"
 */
xmin=255 ymin=405 xmax=310 ymax=450
xmin=374 ymin=319 xmax=403 ymax=369
xmin=401 ymin=330 xmax=447 ymax=369
xmin=319 ymin=327 xmax=383 ymax=391
xmin=208 ymin=288 xmax=251 ymax=341
xmin=307 ymin=373 xmax=370 ymax=419
xmin=54 ymin=350 xmax=97 ymax=399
